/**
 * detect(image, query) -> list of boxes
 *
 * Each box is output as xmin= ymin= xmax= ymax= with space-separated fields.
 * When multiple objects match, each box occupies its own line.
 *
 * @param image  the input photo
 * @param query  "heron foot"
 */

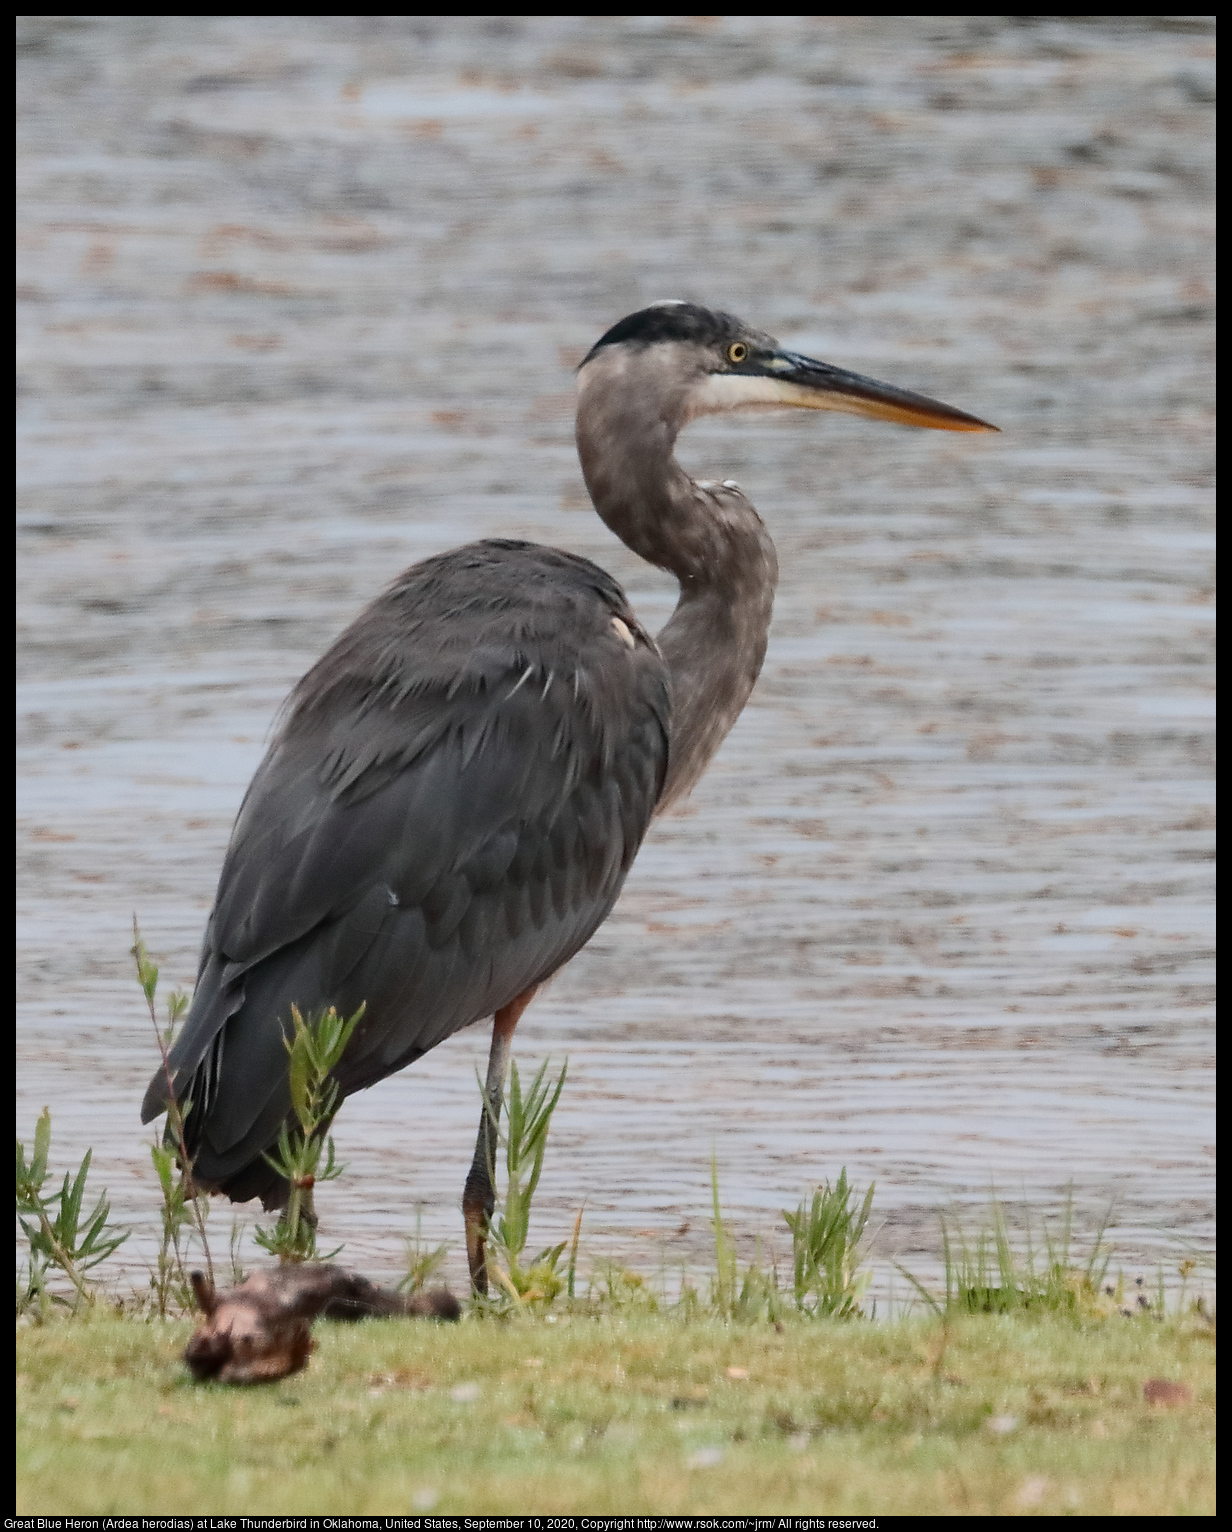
xmin=462 ymin=1179 xmax=493 ymax=1295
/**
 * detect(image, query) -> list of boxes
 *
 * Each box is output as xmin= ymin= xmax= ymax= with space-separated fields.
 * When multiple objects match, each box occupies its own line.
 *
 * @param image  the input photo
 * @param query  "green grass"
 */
xmin=16 ymin=1311 xmax=1214 ymax=1515
xmin=16 ymin=975 xmax=1215 ymax=1513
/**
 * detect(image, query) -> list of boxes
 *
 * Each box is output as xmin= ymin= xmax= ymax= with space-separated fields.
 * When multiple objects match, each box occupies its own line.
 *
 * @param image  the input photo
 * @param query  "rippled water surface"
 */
xmin=17 ymin=17 xmax=1214 ymax=1297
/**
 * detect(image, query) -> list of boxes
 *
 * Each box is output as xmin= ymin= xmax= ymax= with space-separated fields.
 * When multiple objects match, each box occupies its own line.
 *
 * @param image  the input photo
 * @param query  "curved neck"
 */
xmin=576 ymin=357 xmax=778 ymax=809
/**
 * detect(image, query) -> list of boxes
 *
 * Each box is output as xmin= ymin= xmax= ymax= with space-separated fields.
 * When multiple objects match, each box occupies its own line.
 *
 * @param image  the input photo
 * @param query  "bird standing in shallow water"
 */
xmin=142 ymin=302 xmax=995 ymax=1290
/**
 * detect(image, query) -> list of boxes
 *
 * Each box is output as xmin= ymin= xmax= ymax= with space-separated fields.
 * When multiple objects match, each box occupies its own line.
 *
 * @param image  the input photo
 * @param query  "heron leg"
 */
xmin=463 ymin=986 xmax=537 ymax=1294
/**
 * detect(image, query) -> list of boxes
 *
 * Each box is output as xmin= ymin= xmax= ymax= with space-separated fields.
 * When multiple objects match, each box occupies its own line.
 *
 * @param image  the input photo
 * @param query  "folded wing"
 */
xmin=142 ymin=541 xmax=670 ymax=1200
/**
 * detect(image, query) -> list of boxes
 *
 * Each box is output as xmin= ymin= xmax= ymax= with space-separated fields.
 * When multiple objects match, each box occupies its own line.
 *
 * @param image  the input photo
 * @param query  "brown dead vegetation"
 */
xmin=183 ymin=1265 xmax=459 ymax=1385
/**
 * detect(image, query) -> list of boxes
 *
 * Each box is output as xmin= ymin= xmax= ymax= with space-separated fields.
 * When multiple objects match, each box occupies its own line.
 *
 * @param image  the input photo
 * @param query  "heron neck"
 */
xmin=576 ymin=395 xmax=778 ymax=810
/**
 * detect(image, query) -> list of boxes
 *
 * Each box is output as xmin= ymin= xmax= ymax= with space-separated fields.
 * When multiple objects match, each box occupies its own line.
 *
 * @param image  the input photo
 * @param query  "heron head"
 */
xmin=577 ymin=300 xmax=997 ymax=434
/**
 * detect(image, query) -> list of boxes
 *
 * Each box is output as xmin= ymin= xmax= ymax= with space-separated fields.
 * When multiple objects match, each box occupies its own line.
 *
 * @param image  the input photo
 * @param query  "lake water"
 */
xmin=17 ymin=17 xmax=1214 ymax=1302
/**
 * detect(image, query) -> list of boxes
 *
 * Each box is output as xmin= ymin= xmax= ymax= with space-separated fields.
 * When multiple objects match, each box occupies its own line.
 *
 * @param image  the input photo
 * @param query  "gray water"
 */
xmin=17 ymin=17 xmax=1214 ymax=1300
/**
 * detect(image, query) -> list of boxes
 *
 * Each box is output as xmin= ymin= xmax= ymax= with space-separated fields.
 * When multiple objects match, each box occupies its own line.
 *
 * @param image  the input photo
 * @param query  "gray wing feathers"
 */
xmin=141 ymin=542 xmax=670 ymax=1195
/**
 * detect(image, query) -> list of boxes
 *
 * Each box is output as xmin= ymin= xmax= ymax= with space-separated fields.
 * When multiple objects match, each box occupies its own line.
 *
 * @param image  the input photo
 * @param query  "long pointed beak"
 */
xmin=764 ymin=350 xmax=996 ymax=431
xmin=697 ymin=350 xmax=998 ymax=432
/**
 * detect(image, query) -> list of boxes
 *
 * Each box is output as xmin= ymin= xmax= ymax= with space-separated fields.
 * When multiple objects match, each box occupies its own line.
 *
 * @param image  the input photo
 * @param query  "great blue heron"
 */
xmin=142 ymin=301 xmax=994 ymax=1290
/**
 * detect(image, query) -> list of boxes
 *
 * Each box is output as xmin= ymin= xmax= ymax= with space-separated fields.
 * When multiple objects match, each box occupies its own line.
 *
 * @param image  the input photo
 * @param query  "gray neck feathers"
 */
xmin=575 ymin=348 xmax=779 ymax=809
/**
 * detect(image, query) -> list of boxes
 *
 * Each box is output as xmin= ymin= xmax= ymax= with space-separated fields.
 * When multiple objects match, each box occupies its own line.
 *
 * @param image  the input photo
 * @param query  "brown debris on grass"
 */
xmin=183 ymin=1266 xmax=459 ymax=1385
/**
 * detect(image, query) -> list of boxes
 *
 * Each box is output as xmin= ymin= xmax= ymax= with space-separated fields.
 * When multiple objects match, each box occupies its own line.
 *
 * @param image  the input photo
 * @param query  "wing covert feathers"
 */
xmin=143 ymin=541 xmax=670 ymax=1200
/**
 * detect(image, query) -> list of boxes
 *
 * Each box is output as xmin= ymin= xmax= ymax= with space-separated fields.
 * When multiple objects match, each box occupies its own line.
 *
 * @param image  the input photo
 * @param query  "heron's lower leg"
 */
xmin=463 ymin=986 xmax=537 ymax=1293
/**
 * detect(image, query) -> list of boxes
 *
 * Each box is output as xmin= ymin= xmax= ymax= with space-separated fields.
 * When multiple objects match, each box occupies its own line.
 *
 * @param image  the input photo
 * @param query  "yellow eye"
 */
xmin=727 ymin=342 xmax=748 ymax=364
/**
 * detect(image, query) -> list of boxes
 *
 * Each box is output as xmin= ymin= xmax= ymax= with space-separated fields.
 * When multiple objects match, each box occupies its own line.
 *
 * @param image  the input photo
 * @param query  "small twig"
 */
xmin=930 ymin=1315 xmax=954 ymax=1381
xmin=132 ymin=916 xmax=213 ymax=1289
xmin=567 ymin=1203 xmax=584 ymax=1300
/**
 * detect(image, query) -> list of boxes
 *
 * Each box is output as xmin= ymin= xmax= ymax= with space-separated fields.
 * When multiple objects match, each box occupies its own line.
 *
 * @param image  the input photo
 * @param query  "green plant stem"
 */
xmin=23 ymin=1195 xmax=92 ymax=1307
xmin=711 ymin=1154 xmax=735 ymax=1318
xmin=254 ymin=1004 xmax=362 ymax=1262
xmin=478 ymin=1058 xmax=569 ymax=1308
xmin=567 ymin=1204 xmax=584 ymax=1300
xmin=132 ymin=918 xmax=214 ymax=1290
